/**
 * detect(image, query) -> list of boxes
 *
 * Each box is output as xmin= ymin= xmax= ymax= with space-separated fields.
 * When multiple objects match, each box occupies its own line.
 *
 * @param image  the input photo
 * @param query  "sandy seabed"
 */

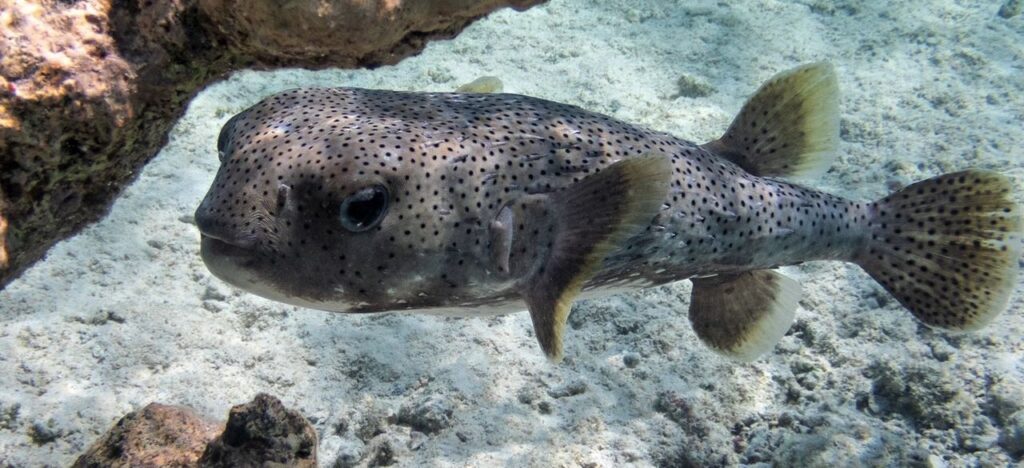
xmin=2 ymin=0 xmax=1023 ymax=466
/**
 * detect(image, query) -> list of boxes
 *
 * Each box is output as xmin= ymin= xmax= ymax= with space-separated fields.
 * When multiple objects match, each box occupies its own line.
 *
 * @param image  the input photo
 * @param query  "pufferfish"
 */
xmin=195 ymin=63 xmax=1022 ymax=362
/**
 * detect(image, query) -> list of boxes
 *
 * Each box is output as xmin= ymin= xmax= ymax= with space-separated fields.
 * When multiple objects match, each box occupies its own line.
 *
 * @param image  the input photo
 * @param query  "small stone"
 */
xmin=622 ymin=353 xmax=641 ymax=368
xmin=547 ymin=380 xmax=587 ymax=398
xmin=202 ymin=285 xmax=229 ymax=302
xmin=146 ymin=239 xmax=166 ymax=250
xmin=396 ymin=395 xmax=453 ymax=434
xmin=1000 ymin=410 xmax=1024 ymax=457
xmin=516 ymin=387 xmax=540 ymax=404
xmin=537 ymin=401 xmax=553 ymax=414
xmin=989 ymin=379 xmax=1024 ymax=423
xmin=961 ymin=417 xmax=999 ymax=451
xmin=926 ymin=454 xmax=946 ymax=468
xmin=674 ymin=73 xmax=715 ymax=98
xmin=999 ymin=0 xmax=1022 ymax=18
xmin=29 ymin=419 xmax=63 ymax=445
xmin=0 ymin=403 xmax=20 ymax=430
xmin=456 ymin=431 xmax=469 ymax=443
xmin=325 ymin=436 xmax=361 ymax=468
xmin=407 ymin=431 xmax=427 ymax=450
xmin=200 ymin=393 xmax=317 ymax=467
xmin=361 ymin=434 xmax=401 ymax=466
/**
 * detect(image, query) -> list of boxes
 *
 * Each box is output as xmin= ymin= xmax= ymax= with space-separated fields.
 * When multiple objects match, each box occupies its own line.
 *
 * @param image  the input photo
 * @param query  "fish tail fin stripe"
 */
xmin=702 ymin=62 xmax=839 ymax=179
xmin=522 ymin=155 xmax=672 ymax=362
xmin=688 ymin=270 xmax=800 ymax=362
xmin=856 ymin=170 xmax=1023 ymax=330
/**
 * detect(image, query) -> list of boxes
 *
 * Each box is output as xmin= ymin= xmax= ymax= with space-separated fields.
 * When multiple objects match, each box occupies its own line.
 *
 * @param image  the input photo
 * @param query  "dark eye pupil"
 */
xmin=340 ymin=185 xmax=389 ymax=232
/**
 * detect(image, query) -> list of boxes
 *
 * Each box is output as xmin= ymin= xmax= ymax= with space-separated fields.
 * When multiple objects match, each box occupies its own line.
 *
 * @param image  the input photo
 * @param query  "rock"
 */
xmin=320 ymin=435 xmax=361 ymax=468
xmin=988 ymin=379 xmax=1024 ymax=424
xmin=28 ymin=419 xmax=64 ymax=445
xmin=396 ymin=395 xmax=453 ymax=435
xmin=200 ymin=393 xmax=317 ymax=467
xmin=622 ymin=353 xmax=641 ymax=368
xmin=0 ymin=0 xmax=546 ymax=290
xmin=1000 ymin=410 xmax=1024 ymax=457
xmin=73 ymin=394 xmax=317 ymax=467
xmin=999 ymin=0 xmax=1022 ymax=18
xmin=407 ymin=431 xmax=427 ymax=450
xmin=547 ymin=380 xmax=588 ymax=398
xmin=72 ymin=403 xmax=221 ymax=467
xmin=361 ymin=433 xmax=406 ymax=467
xmin=673 ymin=73 xmax=715 ymax=98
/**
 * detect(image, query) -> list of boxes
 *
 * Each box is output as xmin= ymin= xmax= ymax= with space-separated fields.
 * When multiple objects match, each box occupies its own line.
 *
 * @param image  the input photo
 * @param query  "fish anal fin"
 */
xmin=522 ymin=155 xmax=672 ymax=361
xmin=703 ymin=62 xmax=839 ymax=179
xmin=688 ymin=270 xmax=800 ymax=362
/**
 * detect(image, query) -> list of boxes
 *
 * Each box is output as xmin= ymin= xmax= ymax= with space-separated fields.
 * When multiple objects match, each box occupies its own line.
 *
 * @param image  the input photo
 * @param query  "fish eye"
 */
xmin=217 ymin=112 xmax=243 ymax=162
xmin=339 ymin=185 xmax=390 ymax=232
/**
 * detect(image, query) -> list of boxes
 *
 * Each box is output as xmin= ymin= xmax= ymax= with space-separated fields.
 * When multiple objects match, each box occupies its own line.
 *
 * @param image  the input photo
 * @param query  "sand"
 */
xmin=2 ymin=0 xmax=1023 ymax=466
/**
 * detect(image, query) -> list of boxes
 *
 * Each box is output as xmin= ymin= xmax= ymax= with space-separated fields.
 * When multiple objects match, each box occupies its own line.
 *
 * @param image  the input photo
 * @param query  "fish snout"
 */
xmin=194 ymin=200 xmax=254 ymax=250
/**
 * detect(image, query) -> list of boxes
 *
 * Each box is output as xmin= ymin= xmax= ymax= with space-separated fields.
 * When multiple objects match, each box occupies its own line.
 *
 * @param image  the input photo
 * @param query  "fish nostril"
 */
xmin=277 ymin=184 xmax=291 ymax=210
xmin=194 ymin=206 xmax=220 ymax=238
xmin=195 ymin=203 xmax=239 ymax=245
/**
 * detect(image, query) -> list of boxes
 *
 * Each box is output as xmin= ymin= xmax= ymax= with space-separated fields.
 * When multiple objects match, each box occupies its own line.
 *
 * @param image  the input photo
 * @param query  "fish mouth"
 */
xmin=199 ymin=234 xmax=259 ymax=287
xmin=198 ymin=235 xmax=352 ymax=311
xmin=199 ymin=234 xmax=252 ymax=259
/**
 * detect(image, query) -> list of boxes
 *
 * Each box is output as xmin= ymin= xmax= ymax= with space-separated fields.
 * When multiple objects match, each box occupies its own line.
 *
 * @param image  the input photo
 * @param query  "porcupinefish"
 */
xmin=195 ymin=63 xmax=1022 ymax=362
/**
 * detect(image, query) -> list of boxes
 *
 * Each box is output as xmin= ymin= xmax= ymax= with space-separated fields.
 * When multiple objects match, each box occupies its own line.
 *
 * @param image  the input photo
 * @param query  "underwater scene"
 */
xmin=1 ymin=0 xmax=1023 ymax=466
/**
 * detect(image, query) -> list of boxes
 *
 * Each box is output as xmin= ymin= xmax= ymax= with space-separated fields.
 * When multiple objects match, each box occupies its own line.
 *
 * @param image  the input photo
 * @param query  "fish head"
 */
xmin=194 ymin=88 xmax=509 ymax=313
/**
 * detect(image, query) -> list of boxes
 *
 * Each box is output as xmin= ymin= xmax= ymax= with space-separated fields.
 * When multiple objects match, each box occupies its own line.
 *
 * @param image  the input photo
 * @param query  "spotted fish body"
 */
xmin=197 ymin=63 xmax=1022 ymax=361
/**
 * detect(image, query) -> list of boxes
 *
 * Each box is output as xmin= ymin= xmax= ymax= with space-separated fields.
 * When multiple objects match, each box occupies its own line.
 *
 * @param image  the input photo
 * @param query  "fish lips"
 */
xmin=198 ymin=234 xmax=359 ymax=312
xmin=199 ymin=235 xmax=260 ymax=286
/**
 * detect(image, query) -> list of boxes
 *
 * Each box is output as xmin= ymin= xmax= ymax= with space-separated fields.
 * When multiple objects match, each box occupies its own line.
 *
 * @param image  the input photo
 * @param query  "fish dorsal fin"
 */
xmin=688 ymin=270 xmax=800 ymax=362
xmin=702 ymin=62 xmax=839 ymax=179
xmin=521 ymin=155 xmax=672 ymax=362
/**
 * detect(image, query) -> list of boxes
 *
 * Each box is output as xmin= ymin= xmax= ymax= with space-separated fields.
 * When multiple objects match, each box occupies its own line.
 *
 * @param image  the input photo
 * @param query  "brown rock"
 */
xmin=74 ymin=394 xmax=318 ymax=467
xmin=0 ymin=0 xmax=545 ymax=289
xmin=199 ymin=393 xmax=318 ymax=467
xmin=72 ymin=403 xmax=222 ymax=467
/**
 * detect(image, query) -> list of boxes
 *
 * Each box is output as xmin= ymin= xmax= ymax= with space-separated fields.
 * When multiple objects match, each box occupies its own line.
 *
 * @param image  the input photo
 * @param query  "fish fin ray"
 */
xmin=856 ymin=170 xmax=1022 ymax=330
xmin=522 ymin=155 xmax=672 ymax=361
xmin=703 ymin=62 xmax=839 ymax=179
xmin=688 ymin=270 xmax=800 ymax=362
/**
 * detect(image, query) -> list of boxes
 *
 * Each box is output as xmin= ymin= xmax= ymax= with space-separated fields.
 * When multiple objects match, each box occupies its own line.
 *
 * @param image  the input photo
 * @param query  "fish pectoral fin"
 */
xmin=702 ymin=62 xmax=839 ymax=179
xmin=688 ymin=270 xmax=800 ymax=362
xmin=489 ymin=205 xmax=515 ymax=275
xmin=522 ymin=155 xmax=672 ymax=362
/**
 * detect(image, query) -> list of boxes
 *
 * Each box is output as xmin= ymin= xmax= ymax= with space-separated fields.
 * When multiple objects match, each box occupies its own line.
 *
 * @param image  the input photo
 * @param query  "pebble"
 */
xmin=999 ymin=0 xmax=1022 ymax=18
xmin=28 ymin=420 xmax=62 ymax=445
xmin=547 ymin=380 xmax=587 ymax=398
xmin=623 ymin=353 xmax=641 ymax=368
xmin=674 ymin=73 xmax=715 ymax=98
xmin=396 ymin=395 xmax=453 ymax=434
xmin=408 ymin=431 xmax=427 ymax=450
xmin=1000 ymin=410 xmax=1024 ymax=456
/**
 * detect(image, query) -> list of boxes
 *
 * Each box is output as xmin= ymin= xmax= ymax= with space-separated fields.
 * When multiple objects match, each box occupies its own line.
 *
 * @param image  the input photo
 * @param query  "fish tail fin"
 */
xmin=702 ymin=62 xmax=839 ymax=179
xmin=856 ymin=170 xmax=1022 ymax=330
